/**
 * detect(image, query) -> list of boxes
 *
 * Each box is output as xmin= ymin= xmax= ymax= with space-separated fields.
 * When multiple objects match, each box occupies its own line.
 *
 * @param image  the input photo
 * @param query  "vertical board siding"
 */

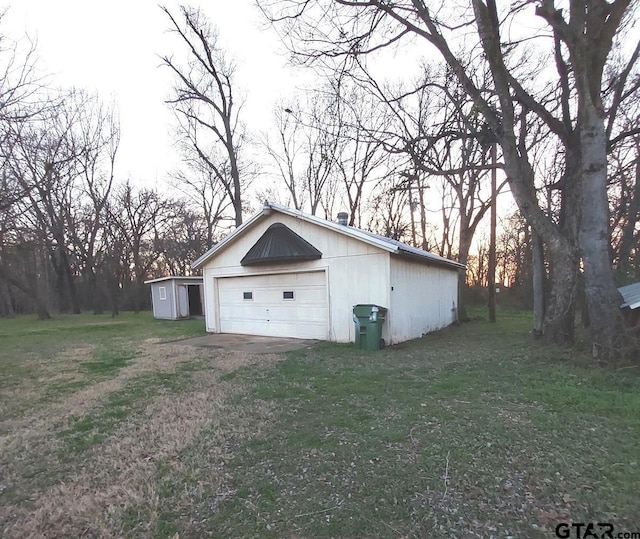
xmin=389 ymin=258 xmax=458 ymax=343
xmin=151 ymin=282 xmax=176 ymax=319
xmin=202 ymin=214 xmax=391 ymax=342
xmin=201 ymin=213 xmax=457 ymax=343
xmin=148 ymin=278 xmax=203 ymax=321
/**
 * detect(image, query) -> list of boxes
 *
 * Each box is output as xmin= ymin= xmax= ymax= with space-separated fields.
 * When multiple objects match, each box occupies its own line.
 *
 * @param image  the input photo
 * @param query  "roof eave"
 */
xmin=191 ymin=201 xmax=464 ymax=270
xmin=144 ymin=276 xmax=204 ymax=285
xmin=191 ymin=210 xmax=267 ymax=269
xmin=395 ymin=249 xmax=466 ymax=270
xmin=265 ymin=202 xmax=398 ymax=254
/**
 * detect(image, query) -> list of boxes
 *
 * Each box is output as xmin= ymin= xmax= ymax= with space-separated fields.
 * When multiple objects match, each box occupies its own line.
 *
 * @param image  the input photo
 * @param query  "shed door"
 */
xmin=217 ymin=271 xmax=328 ymax=339
xmin=177 ymin=285 xmax=189 ymax=318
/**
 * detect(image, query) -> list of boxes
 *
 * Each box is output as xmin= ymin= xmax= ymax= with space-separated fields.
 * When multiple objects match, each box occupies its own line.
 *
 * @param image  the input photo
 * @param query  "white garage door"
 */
xmin=217 ymin=271 xmax=328 ymax=339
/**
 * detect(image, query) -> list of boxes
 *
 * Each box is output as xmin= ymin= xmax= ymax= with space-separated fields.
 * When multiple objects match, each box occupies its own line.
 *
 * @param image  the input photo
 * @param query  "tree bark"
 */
xmin=579 ymin=103 xmax=625 ymax=359
xmin=0 ymin=267 xmax=51 ymax=320
xmin=457 ymin=227 xmax=473 ymax=322
xmin=532 ymin=231 xmax=545 ymax=337
xmin=488 ymin=142 xmax=497 ymax=322
xmin=543 ymin=240 xmax=578 ymax=343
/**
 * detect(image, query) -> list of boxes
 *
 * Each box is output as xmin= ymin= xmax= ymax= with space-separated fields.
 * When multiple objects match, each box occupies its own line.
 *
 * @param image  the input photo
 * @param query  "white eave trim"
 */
xmin=190 ymin=201 xmax=465 ymax=271
xmin=266 ymin=202 xmax=398 ymax=254
xmin=144 ymin=276 xmax=203 ymax=285
xmin=191 ymin=210 xmax=266 ymax=269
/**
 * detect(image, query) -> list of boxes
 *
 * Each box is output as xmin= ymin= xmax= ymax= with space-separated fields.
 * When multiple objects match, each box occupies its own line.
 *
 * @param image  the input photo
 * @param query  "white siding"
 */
xmin=388 ymin=257 xmax=459 ymax=343
xmin=217 ymin=271 xmax=328 ymax=339
xmin=199 ymin=211 xmax=460 ymax=343
xmin=201 ymin=213 xmax=390 ymax=342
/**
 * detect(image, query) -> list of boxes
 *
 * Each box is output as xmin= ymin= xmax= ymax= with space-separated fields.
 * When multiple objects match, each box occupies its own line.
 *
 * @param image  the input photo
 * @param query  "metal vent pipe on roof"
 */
xmin=337 ymin=212 xmax=349 ymax=226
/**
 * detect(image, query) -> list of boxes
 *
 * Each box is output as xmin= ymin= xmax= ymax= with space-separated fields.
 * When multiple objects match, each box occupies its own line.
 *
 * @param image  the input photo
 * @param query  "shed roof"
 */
xmin=144 ymin=276 xmax=203 ymax=285
xmin=192 ymin=201 xmax=465 ymax=271
xmin=618 ymin=282 xmax=640 ymax=309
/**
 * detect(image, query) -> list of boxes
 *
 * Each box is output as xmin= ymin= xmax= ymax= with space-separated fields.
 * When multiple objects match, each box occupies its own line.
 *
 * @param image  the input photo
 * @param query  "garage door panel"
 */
xmin=217 ymin=271 xmax=328 ymax=340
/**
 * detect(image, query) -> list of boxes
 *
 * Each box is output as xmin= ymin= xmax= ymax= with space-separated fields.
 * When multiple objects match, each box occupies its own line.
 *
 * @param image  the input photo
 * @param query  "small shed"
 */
xmin=618 ymin=282 xmax=640 ymax=331
xmin=144 ymin=276 xmax=204 ymax=320
xmin=192 ymin=202 xmax=465 ymax=344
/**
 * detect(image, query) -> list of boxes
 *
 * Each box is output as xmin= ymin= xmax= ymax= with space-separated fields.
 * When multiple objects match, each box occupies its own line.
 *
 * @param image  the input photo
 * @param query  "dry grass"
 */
xmin=5 ymin=312 xmax=638 ymax=537
xmin=0 ymin=336 xmax=283 ymax=539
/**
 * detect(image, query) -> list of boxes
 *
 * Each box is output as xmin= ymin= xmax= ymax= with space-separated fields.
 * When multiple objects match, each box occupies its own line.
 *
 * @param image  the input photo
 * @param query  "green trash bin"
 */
xmin=353 ymin=304 xmax=388 ymax=351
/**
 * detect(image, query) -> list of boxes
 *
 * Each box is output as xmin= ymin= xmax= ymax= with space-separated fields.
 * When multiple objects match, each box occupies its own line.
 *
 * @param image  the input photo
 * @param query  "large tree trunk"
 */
xmin=61 ymin=249 xmax=81 ymax=314
xmin=532 ymin=231 xmax=545 ymax=337
xmin=457 ymin=224 xmax=474 ymax=323
xmin=469 ymin=0 xmax=579 ymax=343
xmin=498 ymin=134 xmax=578 ymax=343
xmin=579 ymin=104 xmax=625 ymax=360
xmin=227 ymin=121 xmax=243 ymax=228
xmin=86 ymin=268 xmax=104 ymax=315
xmin=543 ymin=239 xmax=578 ymax=344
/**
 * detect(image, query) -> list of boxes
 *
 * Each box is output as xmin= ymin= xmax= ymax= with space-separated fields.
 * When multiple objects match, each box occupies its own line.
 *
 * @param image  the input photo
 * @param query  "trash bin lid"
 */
xmin=353 ymin=304 xmax=387 ymax=317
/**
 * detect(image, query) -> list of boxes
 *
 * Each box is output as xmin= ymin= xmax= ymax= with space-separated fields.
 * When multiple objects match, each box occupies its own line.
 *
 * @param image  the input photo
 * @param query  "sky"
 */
xmin=2 ymin=0 xmax=510 ymax=239
xmin=3 ymin=0 xmax=311 ymax=186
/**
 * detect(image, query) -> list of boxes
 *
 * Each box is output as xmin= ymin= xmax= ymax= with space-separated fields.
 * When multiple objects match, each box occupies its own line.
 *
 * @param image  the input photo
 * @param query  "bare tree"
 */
xmin=260 ymin=101 xmax=307 ymax=210
xmin=264 ymin=86 xmax=343 ymax=217
xmin=109 ymin=181 xmax=174 ymax=314
xmin=260 ymin=0 xmax=640 ymax=359
xmin=171 ymin=154 xmax=235 ymax=247
xmin=608 ymin=93 xmax=640 ymax=281
xmin=6 ymin=91 xmax=96 ymax=314
xmin=330 ymin=81 xmax=392 ymax=226
xmin=68 ymin=97 xmax=119 ymax=314
xmin=0 ymin=11 xmax=49 ymax=212
xmin=299 ymin=88 xmax=343 ymax=216
xmin=340 ymin=63 xmax=505 ymax=318
xmin=161 ymin=5 xmax=246 ymax=227
xmin=0 ymin=14 xmax=53 ymax=318
xmin=154 ymin=201 xmax=211 ymax=276
xmin=367 ymin=177 xmax=412 ymax=241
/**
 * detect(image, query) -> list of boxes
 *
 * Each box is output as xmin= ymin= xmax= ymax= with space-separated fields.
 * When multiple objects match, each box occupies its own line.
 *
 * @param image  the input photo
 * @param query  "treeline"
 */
xmin=0 ymin=89 xmax=225 ymax=317
xmin=2 ymin=2 xmax=640 ymax=361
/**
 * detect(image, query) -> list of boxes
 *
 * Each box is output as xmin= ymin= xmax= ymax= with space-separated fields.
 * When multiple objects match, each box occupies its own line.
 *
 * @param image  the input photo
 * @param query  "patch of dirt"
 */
xmin=1 ymin=340 xmax=204 ymax=444
xmin=0 ymin=344 xmax=284 ymax=538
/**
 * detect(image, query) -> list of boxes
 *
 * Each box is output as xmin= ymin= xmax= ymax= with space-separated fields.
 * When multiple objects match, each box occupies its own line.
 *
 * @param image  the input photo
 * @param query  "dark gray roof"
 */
xmin=618 ymin=282 xmax=640 ymax=309
xmin=240 ymin=222 xmax=322 ymax=265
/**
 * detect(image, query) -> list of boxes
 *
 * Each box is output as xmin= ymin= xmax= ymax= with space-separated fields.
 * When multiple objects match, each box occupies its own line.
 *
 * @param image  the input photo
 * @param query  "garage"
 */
xmin=192 ymin=202 xmax=463 ymax=344
xmin=217 ymin=271 xmax=328 ymax=339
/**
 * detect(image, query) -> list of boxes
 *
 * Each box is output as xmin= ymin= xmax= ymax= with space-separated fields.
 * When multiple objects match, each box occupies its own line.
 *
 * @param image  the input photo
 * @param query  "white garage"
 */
xmin=192 ymin=202 xmax=464 ymax=345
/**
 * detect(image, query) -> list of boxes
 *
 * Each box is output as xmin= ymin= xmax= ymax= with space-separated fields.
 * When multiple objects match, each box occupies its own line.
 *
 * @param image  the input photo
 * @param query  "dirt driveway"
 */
xmin=178 ymin=333 xmax=321 ymax=354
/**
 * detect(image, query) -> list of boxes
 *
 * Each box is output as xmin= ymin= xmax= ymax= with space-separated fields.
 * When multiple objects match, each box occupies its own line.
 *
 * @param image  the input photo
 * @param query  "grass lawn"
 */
xmin=1 ymin=310 xmax=639 ymax=538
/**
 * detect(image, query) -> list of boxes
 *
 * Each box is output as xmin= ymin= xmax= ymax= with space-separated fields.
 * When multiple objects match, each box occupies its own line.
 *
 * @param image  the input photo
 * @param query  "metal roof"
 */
xmin=192 ymin=201 xmax=465 ymax=271
xmin=618 ymin=281 xmax=640 ymax=309
xmin=144 ymin=276 xmax=203 ymax=285
xmin=241 ymin=222 xmax=322 ymax=265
